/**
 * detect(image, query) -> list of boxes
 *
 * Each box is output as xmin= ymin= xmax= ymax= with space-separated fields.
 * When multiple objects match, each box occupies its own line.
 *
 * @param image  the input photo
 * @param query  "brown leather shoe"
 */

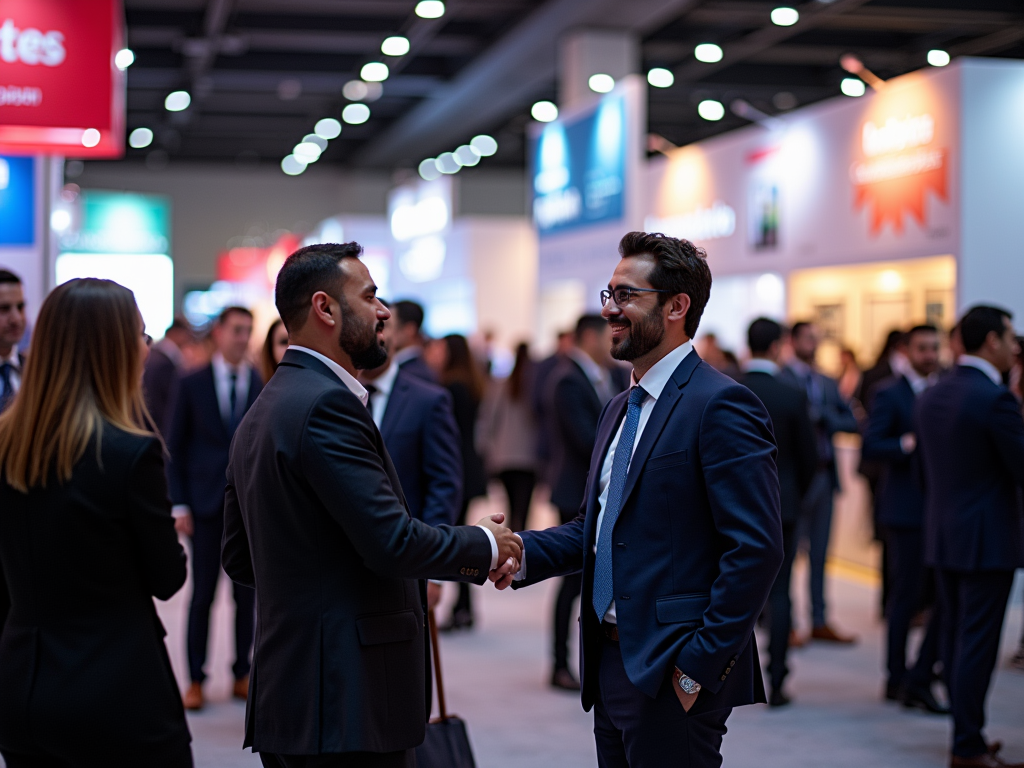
xmin=788 ymin=629 xmax=806 ymax=649
xmin=183 ymin=682 xmax=204 ymax=711
xmin=810 ymin=624 xmax=857 ymax=644
xmin=950 ymin=748 xmax=1024 ymax=767
xmin=233 ymin=676 xmax=249 ymax=701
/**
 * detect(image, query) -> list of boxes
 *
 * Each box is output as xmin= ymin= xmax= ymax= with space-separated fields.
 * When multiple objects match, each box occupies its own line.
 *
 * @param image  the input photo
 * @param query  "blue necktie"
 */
xmin=0 ymin=363 xmax=14 ymax=413
xmin=592 ymin=385 xmax=647 ymax=622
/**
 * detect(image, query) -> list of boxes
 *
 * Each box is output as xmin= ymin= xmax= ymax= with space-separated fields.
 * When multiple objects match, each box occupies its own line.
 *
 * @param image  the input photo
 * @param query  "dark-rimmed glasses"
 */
xmin=600 ymin=286 xmax=672 ymax=307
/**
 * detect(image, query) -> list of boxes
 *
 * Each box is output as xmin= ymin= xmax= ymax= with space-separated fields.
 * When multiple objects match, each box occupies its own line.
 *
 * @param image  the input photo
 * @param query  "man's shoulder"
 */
xmin=179 ymin=363 xmax=213 ymax=386
xmin=741 ymin=371 xmax=802 ymax=406
xmin=395 ymin=368 xmax=449 ymax=403
xmin=873 ymin=375 xmax=907 ymax=403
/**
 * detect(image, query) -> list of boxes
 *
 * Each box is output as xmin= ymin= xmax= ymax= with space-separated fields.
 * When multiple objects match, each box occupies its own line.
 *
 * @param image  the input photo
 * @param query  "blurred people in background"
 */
xmin=437 ymin=333 xmax=489 ymax=631
xmin=741 ymin=318 xmax=817 ymax=707
xmin=837 ymin=347 xmax=862 ymax=402
xmin=479 ymin=342 xmax=538 ymax=533
xmin=916 ymin=306 xmax=1024 ymax=768
xmin=390 ymin=299 xmax=438 ymax=384
xmin=862 ymin=325 xmax=947 ymax=714
xmin=0 ymin=279 xmax=192 ymax=767
xmin=143 ymin=317 xmax=193 ymax=436
xmin=948 ymin=320 xmax=966 ymax=362
xmin=260 ymin=318 xmax=289 ymax=381
xmin=781 ymin=321 xmax=860 ymax=644
xmin=532 ymin=330 xmax=575 ymax=481
xmin=1011 ymin=338 xmax=1024 ymax=673
xmin=697 ymin=332 xmax=741 ymax=378
xmin=167 ymin=306 xmax=262 ymax=711
xmin=0 ymin=269 xmax=27 ymax=414
xmin=359 ymin=303 xmax=463 ymax=610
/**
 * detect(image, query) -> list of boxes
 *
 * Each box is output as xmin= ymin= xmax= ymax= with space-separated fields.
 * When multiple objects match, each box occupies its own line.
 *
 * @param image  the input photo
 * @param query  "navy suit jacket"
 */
xmin=379 ymin=369 xmax=462 ymax=526
xmin=514 ymin=351 xmax=783 ymax=714
xmin=862 ymin=376 xmax=925 ymax=529
xmin=548 ymin=358 xmax=605 ymax=512
xmin=916 ymin=365 xmax=1024 ymax=571
xmin=397 ymin=353 xmax=438 ymax=385
xmin=167 ymin=364 xmax=262 ymax=518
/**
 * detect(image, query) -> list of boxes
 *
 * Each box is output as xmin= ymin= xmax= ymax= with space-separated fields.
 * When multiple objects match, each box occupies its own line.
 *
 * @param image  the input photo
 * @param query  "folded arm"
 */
xmin=861 ymin=389 xmax=911 ymax=464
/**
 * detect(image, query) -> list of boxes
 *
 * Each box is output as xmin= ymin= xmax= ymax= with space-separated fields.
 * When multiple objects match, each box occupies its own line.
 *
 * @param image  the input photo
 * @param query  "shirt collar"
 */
xmin=631 ymin=341 xmax=694 ymax=400
xmin=288 ymin=345 xmax=369 ymax=405
xmin=392 ymin=346 xmax=422 ymax=368
xmin=363 ymin=361 xmax=399 ymax=397
xmin=903 ymin=366 xmax=937 ymax=395
xmin=1 ymin=347 xmax=19 ymax=368
xmin=212 ymin=351 xmax=249 ymax=378
xmin=786 ymin=357 xmax=814 ymax=378
xmin=567 ymin=347 xmax=607 ymax=385
xmin=745 ymin=358 xmax=780 ymax=376
xmin=958 ymin=355 xmax=1004 ymax=386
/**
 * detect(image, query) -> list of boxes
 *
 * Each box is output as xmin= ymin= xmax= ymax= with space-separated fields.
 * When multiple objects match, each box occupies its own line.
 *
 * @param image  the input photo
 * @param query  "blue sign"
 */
xmin=0 ymin=156 xmax=35 ymax=246
xmin=532 ymin=94 xmax=625 ymax=236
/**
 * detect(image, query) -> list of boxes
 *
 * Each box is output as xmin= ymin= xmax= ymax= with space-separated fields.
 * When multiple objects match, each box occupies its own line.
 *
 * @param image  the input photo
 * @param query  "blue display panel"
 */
xmin=0 ymin=155 xmax=35 ymax=246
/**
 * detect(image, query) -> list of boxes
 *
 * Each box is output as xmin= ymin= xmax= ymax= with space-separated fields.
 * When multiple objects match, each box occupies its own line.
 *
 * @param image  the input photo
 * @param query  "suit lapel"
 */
xmin=380 ymin=375 xmax=412 ymax=441
xmin=201 ymin=365 xmax=231 ymax=440
xmin=583 ymin=393 xmax=628 ymax=546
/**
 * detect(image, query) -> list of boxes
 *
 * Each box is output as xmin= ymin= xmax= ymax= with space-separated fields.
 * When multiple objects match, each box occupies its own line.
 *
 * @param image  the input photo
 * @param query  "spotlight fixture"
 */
xmin=128 ymin=127 xmax=154 ymax=149
xmin=927 ymin=49 xmax=950 ymax=67
xmin=588 ymin=74 xmax=615 ymax=93
xmin=841 ymin=78 xmax=866 ymax=97
xmin=694 ymin=44 xmax=723 ymax=64
xmin=342 ymin=103 xmax=371 ymax=124
xmin=697 ymin=99 xmax=725 ymax=121
xmin=314 ymin=118 xmax=342 ymax=140
xmin=771 ymin=7 xmax=799 ymax=26
xmin=381 ymin=36 xmax=410 ymax=56
xmin=647 ymin=68 xmax=675 ymax=88
xmin=360 ymin=62 xmax=389 ymax=82
xmin=164 ymin=90 xmax=191 ymax=112
xmin=531 ymin=101 xmax=558 ymax=122
xmin=415 ymin=0 xmax=445 ymax=19
xmin=114 ymin=48 xmax=134 ymax=70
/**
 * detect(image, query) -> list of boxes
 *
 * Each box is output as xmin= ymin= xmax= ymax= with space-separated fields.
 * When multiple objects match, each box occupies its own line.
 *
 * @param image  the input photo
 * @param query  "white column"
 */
xmin=558 ymin=29 xmax=639 ymax=110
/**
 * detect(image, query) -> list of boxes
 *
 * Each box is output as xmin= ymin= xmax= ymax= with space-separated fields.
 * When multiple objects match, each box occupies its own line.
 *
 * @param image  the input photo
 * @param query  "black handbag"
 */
xmin=414 ymin=610 xmax=477 ymax=768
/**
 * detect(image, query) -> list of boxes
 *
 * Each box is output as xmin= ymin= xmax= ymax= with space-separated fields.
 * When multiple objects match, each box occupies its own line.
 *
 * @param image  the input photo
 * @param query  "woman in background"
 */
xmin=260 ymin=318 xmax=289 ymax=381
xmin=0 ymin=279 xmax=192 ymax=768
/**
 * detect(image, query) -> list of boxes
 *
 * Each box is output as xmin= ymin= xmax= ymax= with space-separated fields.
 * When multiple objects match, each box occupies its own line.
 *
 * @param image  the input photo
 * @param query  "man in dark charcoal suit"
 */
xmin=167 ymin=306 xmax=263 ymax=711
xmin=862 ymin=325 xmax=948 ymax=714
xmin=740 ymin=318 xmax=817 ymax=707
xmin=142 ymin=317 xmax=192 ymax=436
xmin=389 ymin=299 xmax=438 ymax=384
xmin=0 ymin=269 xmax=27 ymax=414
xmin=496 ymin=232 xmax=783 ymax=768
xmin=916 ymin=306 xmax=1024 ymax=768
xmin=221 ymin=243 xmax=523 ymax=768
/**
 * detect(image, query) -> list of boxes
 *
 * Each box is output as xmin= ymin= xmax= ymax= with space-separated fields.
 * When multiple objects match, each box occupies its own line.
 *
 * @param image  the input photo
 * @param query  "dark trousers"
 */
xmin=259 ymin=751 xmax=412 ymax=768
xmin=936 ymin=568 xmax=1015 ymax=758
xmin=883 ymin=526 xmax=940 ymax=689
xmin=499 ymin=469 xmax=536 ymax=533
xmin=452 ymin=499 xmax=474 ymax=618
xmin=553 ymin=506 xmax=583 ymax=672
xmin=798 ymin=469 xmax=835 ymax=627
xmin=188 ymin=513 xmax=256 ymax=683
xmin=2 ymin=742 xmax=193 ymax=768
xmin=594 ymin=638 xmax=732 ymax=768
xmin=767 ymin=522 xmax=798 ymax=692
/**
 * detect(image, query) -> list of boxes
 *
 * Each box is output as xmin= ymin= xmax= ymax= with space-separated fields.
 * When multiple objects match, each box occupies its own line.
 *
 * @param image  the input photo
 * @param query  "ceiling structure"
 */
xmin=120 ymin=0 xmax=1024 ymax=171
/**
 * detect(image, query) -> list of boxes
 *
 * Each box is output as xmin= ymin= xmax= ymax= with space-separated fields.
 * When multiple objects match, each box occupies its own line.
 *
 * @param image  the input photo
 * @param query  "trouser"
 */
xmin=767 ymin=522 xmax=798 ymax=692
xmin=499 ymin=469 xmax=536 ymax=533
xmin=883 ymin=526 xmax=940 ymax=689
xmin=188 ymin=513 xmax=256 ymax=683
xmin=936 ymin=569 xmax=1015 ymax=758
xmin=452 ymin=498 xmax=474 ymax=618
xmin=259 ymin=751 xmax=413 ymax=768
xmin=553 ymin=505 xmax=583 ymax=671
xmin=2 ymin=742 xmax=193 ymax=768
xmin=798 ymin=469 xmax=835 ymax=628
xmin=594 ymin=636 xmax=732 ymax=768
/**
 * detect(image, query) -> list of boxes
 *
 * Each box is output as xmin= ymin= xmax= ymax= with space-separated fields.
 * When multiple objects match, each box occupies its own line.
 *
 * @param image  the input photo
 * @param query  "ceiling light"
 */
xmin=419 ymin=158 xmax=442 ymax=181
xmin=382 ymin=36 xmax=410 ymax=56
xmin=647 ymin=67 xmax=675 ymax=88
xmin=165 ymin=90 xmax=191 ymax=112
xmin=927 ymin=49 xmax=950 ymax=67
xmin=697 ymin=99 xmax=725 ymax=121
xmin=303 ymin=134 xmax=328 ymax=151
xmin=455 ymin=145 xmax=480 ymax=166
xmin=415 ymin=0 xmax=445 ymax=19
xmin=436 ymin=152 xmax=461 ymax=174
xmin=81 ymin=128 xmax=101 ymax=147
xmin=470 ymin=134 xmax=498 ymax=156
xmin=693 ymin=44 xmax=723 ymax=64
xmin=281 ymin=155 xmax=307 ymax=176
xmin=294 ymin=141 xmax=322 ymax=162
xmin=361 ymin=62 xmax=389 ymax=82
xmin=771 ymin=7 xmax=799 ymax=26
xmin=588 ymin=74 xmax=615 ymax=93
xmin=841 ymin=77 xmax=866 ymax=97
xmin=342 ymin=103 xmax=370 ymax=124
xmin=128 ymin=127 xmax=153 ymax=149
xmin=343 ymin=80 xmax=369 ymax=101
xmin=531 ymin=100 xmax=558 ymax=122
xmin=51 ymin=208 xmax=72 ymax=231
xmin=314 ymin=118 xmax=342 ymax=140
xmin=114 ymin=48 xmax=134 ymax=70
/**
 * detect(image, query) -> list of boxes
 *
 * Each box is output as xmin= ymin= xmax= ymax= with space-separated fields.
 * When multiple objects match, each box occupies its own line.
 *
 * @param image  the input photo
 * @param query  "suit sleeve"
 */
xmin=675 ymin=385 xmax=784 ymax=694
xmin=554 ymin=374 xmax=598 ymax=458
xmin=793 ymin=391 xmax=818 ymax=497
xmin=420 ymin=389 xmax=464 ymax=527
xmin=165 ymin=377 xmax=190 ymax=507
xmin=125 ymin=438 xmax=188 ymax=601
xmin=821 ymin=378 xmax=859 ymax=436
xmin=0 ymin=550 xmax=8 ymax=637
xmin=988 ymin=390 xmax=1024 ymax=488
xmin=302 ymin=387 xmax=492 ymax=582
xmin=222 ymin=443 xmax=255 ymax=588
xmin=861 ymin=388 xmax=910 ymax=464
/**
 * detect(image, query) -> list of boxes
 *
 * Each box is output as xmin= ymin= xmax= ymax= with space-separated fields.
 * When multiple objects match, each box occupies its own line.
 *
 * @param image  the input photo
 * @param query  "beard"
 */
xmin=610 ymin=303 xmax=666 ymax=362
xmin=339 ymin=299 xmax=388 ymax=370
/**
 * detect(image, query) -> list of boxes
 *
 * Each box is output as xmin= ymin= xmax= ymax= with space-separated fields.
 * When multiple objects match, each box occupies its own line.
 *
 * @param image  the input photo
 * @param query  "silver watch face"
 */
xmin=679 ymin=676 xmax=700 ymax=695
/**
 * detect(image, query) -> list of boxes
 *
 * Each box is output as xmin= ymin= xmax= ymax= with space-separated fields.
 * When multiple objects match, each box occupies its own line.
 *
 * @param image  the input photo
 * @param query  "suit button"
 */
xmin=729 ymin=660 xmax=736 ymax=667
xmin=460 ymin=568 xmax=466 ymax=575
xmin=620 ymin=595 xmax=630 ymax=600
xmin=720 ymin=675 xmax=727 ymax=681
xmin=725 ymin=668 xmax=731 ymax=675
xmin=473 ymin=569 xmax=479 ymax=576
xmin=616 ymin=542 xmax=626 ymax=548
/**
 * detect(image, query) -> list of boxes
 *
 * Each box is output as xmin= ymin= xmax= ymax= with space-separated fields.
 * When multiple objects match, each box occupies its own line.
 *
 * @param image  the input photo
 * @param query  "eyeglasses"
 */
xmin=600 ymin=286 xmax=672 ymax=307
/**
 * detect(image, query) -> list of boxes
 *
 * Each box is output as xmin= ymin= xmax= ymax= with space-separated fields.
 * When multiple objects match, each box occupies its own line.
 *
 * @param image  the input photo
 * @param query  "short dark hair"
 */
xmin=216 ymin=306 xmax=253 ymax=325
xmin=791 ymin=321 xmax=813 ymax=340
xmin=0 ymin=269 xmax=22 ymax=285
xmin=575 ymin=314 xmax=606 ymax=342
xmin=906 ymin=324 xmax=938 ymax=340
xmin=392 ymin=300 xmax=425 ymax=332
xmin=748 ymin=318 xmax=783 ymax=355
xmin=617 ymin=232 xmax=711 ymax=338
xmin=274 ymin=242 xmax=363 ymax=333
xmin=959 ymin=305 xmax=1012 ymax=353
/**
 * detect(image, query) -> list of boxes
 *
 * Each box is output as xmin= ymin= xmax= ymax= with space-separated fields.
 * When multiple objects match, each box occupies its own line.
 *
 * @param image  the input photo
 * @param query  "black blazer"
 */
xmin=916 ymin=365 xmax=1024 ymax=571
xmin=0 ymin=427 xmax=190 ymax=763
xmin=446 ymin=380 xmax=487 ymax=501
xmin=515 ymin=352 xmax=783 ymax=715
xmin=380 ymin=369 xmax=463 ymax=526
xmin=548 ymin=358 xmax=605 ymax=512
xmin=221 ymin=350 xmax=492 ymax=755
xmin=142 ymin=345 xmax=179 ymax=436
xmin=862 ymin=376 xmax=925 ymax=529
xmin=166 ymin=363 xmax=262 ymax=518
xmin=740 ymin=370 xmax=817 ymax=526
xmin=398 ymin=353 xmax=438 ymax=385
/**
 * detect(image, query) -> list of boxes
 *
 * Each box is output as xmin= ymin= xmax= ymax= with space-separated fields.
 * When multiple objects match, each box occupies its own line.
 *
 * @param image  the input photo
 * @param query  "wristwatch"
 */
xmin=674 ymin=668 xmax=701 ymax=696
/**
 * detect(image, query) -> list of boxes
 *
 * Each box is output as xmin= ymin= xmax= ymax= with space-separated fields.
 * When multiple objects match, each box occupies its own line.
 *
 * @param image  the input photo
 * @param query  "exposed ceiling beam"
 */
xmin=646 ymin=42 xmax=914 ymax=70
xmin=950 ymin=27 xmax=1024 ymax=57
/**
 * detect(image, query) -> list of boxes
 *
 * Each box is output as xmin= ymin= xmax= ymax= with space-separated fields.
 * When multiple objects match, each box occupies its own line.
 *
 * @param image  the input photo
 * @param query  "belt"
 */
xmin=602 ymin=621 xmax=619 ymax=642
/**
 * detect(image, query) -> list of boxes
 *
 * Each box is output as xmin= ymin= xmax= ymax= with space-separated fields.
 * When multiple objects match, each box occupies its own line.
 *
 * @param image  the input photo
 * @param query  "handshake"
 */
xmin=476 ymin=513 xmax=523 ymax=590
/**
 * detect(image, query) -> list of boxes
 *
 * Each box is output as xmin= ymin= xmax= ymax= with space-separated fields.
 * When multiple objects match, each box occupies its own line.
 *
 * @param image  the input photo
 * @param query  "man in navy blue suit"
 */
xmin=862 ymin=325 xmax=947 ymax=714
xmin=389 ymin=300 xmax=438 ymax=384
xmin=0 ymin=269 xmax=27 ymax=414
xmin=168 ymin=306 xmax=263 ymax=711
xmin=917 ymin=306 xmax=1024 ymax=768
xmin=496 ymin=232 xmax=783 ymax=768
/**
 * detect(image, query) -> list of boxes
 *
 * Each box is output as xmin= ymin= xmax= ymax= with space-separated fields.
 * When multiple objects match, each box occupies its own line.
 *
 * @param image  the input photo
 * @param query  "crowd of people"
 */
xmin=0 ymin=232 xmax=1021 ymax=768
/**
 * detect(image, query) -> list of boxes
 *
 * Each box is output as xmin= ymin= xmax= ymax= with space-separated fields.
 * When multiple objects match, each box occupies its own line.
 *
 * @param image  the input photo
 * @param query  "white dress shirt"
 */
xmin=958 ymin=355 xmax=1003 ymax=386
xmin=744 ymin=358 xmax=779 ymax=376
xmin=211 ymin=352 xmax=252 ymax=424
xmin=363 ymin=362 xmax=399 ymax=428
xmin=903 ymin=366 xmax=938 ymax=396
xmin=568 ymin=347 xmax=613 ymax=402
xmin=0 ymin=346 xmax=21 ymax=398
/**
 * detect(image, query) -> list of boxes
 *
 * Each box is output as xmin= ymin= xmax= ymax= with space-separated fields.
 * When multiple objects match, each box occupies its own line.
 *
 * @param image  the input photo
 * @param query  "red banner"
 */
xmin=0 ymin=0 xmax=124 ymax=157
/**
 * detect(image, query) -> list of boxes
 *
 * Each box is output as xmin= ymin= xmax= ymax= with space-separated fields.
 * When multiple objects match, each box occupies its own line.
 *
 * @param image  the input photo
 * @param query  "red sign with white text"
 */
xmin=0 ymin=0 xmax=124 ymax=157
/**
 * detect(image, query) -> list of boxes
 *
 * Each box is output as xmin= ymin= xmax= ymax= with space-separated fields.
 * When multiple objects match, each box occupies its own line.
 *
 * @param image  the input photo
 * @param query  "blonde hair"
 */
xmin=0 ymin=279 xmax=153 ymax=492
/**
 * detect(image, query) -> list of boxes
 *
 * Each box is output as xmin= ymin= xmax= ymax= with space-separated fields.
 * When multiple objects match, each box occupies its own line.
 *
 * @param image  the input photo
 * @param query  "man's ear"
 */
xmin=310 ymin=291 xmax=337 ymax=327
xmin=666 ymin=293 xmax=691 ymax=324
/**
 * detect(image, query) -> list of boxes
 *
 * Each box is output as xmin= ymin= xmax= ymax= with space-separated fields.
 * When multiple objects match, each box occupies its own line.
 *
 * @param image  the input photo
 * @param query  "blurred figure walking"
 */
xmin=0 ymin=279 xmax=192 ymax=767
xmin=390 ymin=300 xmax=438 ymax=384
xmin=143 ymin=317 xmax=193 ymax=436
xmin=0 ymin=269 xmax=27 ymax=414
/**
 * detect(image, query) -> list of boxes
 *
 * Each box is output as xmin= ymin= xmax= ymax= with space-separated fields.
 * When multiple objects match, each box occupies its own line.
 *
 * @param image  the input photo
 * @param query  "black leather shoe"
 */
xmin=551 ymin=668 xmax=580 ymax=691
xmin=902 ymin=683 xmax=950 ymax=715
xmin=885 ymin=680 xmax=901 ymax=701
xmin=769 ymin=689 xmax=791 ymax=708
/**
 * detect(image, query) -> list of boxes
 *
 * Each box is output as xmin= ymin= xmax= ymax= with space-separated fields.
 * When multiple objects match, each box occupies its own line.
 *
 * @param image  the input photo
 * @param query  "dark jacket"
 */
xmin=142 ymin=344 xmax=180 ymax=436
xmin=166 ymin=363 xmax=262 ymax=518
xmin=0 ymin=427 xmax=190 ymax=764
xmin=445 ymin=380 xmax=487 ymax=501
xmin=398 ymin=352 xmax=438 ymax=385
xmin=380 ymin=369 xmax=463 ymax=526
xmin=740 ymin=370 xmax=817 ymax=526
xmin=862 ymin=376 xmax=925 ymax=529
xmin=514 ymin=352 xmax=783 ymax=715
xmin=221 ymin=349 xmax=492 ymax=755
xmin=916 ymin=365 xmax=1024 ymax=571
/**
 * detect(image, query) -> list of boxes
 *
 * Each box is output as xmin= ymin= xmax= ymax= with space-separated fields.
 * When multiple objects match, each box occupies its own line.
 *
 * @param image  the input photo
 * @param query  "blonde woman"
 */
xmin=0 ymin=279 xmax=192 ymax=768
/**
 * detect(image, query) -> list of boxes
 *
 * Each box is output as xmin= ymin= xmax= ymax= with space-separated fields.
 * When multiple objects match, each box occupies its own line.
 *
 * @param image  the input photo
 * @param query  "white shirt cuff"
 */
xmin=476 ymin=524 xmax=499 ymax=571
xmin=513 ymin=546 xmax=526 ymax=581
xmin=171 ymin=505 xmax=190 ymax=519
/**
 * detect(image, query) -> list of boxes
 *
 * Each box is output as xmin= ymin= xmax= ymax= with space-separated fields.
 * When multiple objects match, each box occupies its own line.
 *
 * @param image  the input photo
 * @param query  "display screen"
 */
xmin=0 ymin=154 xmax=34 ymax=245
